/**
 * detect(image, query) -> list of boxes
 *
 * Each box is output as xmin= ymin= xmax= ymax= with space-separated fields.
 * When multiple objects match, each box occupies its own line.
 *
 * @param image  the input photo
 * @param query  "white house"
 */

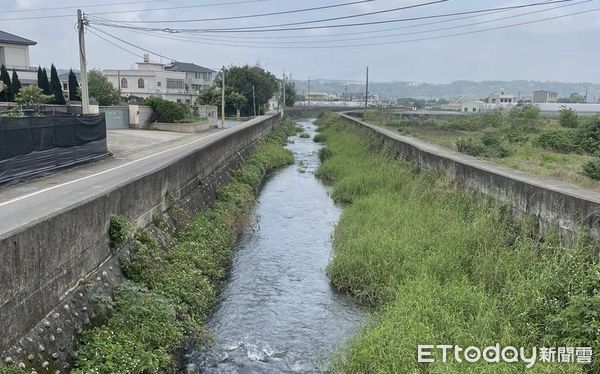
xmin=103 ymin=56 xmax=216 ymax=104
xmin=0 ymin=29 xmax=38 ymax=86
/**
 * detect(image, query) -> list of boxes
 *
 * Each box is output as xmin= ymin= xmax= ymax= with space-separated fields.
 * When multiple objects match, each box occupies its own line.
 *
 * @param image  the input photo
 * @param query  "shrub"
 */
xmin=144 ymin=96 xmax=187 ymax=123
xmin=582 ymin=158 xmax=600 ymax=180
xmin=313 ymin=133 xmax=326 ymax=143
xmin=574 ymin=115 xmax=600 ymax=155
xmin=299 ymin=132 xmax=310 ymax=138
xmin=536 ymin=130 xmax=577 ymax=153
xmin=558 ymin=108 xmax=579 ymax=128
xmin=109 ymin=215 xmax=130 ymax=248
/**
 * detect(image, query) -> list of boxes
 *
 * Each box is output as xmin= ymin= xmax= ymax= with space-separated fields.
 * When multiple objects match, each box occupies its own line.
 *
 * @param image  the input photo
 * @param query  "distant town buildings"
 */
xmin=103 ymin=55 xmax=216 ymax=104
xmin=488 ymin=91 xmax=515 ymax=105
xmin=532 ymin=89 xmax=558 ymax=103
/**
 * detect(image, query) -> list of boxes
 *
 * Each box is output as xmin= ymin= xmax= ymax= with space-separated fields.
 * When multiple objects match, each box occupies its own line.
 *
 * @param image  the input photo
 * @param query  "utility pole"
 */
xmin=282 ymin=71 xmax=286 ymax=116
xmin=221 ymin=65 xmax=225 ymax=128
xmin=307 ymin=77 xmax=311 ymax=107
xmin=77 ymin=9 xmax=90 ymax=114
xmin=252 ymin=84 xmax=256 ymax=117
xmin=364 ymin=65 xmax=369 ymax=112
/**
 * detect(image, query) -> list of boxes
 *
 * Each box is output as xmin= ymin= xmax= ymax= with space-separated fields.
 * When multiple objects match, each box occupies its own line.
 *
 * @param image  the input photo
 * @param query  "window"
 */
xmin=177 ymin=99 xmax=182 ymax=103
xmin=62 ymin=83 xmax=68 ymax=90
xmin=186 ymin=99 xmax=191 ymax=104
xmin=157 ymin=81 xmax=161 ymax=87
xmin=166 ymin=78 xmax=185 ymax=89
xmin=121 ymin=78 xmax=128 ymax=89
xmin=138 ymin=78 xmax=145 ymax=89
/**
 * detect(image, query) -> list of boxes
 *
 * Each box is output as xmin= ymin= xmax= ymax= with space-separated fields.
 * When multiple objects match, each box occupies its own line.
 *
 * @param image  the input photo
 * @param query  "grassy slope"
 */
xmin=364 ymin=111 xmax=600 ymax=189
xmin=316 ymin=113 xmax=599 ymax=373
xmin=70 ymin=120 xmax=297 ymax=373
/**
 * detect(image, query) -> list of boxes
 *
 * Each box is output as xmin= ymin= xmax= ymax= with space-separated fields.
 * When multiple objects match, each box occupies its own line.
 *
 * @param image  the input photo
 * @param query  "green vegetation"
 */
xmin=367 ymin=109 xmax=600 ymax=189
xmin=0 ymin=64 xmax=12 ymax=102
xmin=68 ymin=69 xmax=80 ymax=102
xmin=88 ymin=69 xmax=121 ymax=106
xmin=582 ymin=158 xmax=600 ymax=180
xmin=299 ymin=132 xmax=310 ymax=138
xmin=316 ymin=113 xmax=598 ymax=373
xmin=143 ymin=96 xmax=191 ymax=123
xmin=313 ymin=133 xmax=326 ymax=143
xmin=73 ymin=120 xmax=296 ymax=373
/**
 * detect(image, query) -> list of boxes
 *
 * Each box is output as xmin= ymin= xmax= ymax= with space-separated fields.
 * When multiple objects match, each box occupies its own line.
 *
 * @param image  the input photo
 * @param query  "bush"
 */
xmin=559 ymin=108 xmax=579 ymax=128
xmin=582 ymin=158 xmax=600 ymax=180
xmin=536 ymin=130 xmax=577 ymax=153
xmin=299 ymin=132 xmax=310 ymax=138
xmin=144 ymin=96 xmax=187 ymax=123
xmin=574 ymin=115 xmax=600 ymax=156
xmin=313 ymin=133 xmax=326 ymax=143
xmin=456 ymin=136 xmax=509 ymax=158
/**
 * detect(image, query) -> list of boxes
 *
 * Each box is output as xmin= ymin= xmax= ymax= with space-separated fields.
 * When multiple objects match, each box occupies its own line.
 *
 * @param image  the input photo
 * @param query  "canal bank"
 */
xmin=181 ymin=119 xmax=365 ymax=373
xmin=315 ymin=112 xmax=598 ymax=373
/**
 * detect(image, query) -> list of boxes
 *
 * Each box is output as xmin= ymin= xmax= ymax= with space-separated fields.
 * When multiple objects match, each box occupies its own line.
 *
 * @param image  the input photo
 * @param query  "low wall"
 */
xmin=151 ymin=121 xmax=210 ymax=133
xmin=0 ymin=114 xmax=281 ymax=357
xmin=339 ymin=113 xmax=600 ymax=243
xmin=128 ymin=104 xmax=154 ymax=129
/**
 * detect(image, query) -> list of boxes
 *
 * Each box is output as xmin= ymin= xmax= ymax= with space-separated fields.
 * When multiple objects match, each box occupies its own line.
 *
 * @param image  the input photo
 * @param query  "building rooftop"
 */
xmin=0 ymin=30 xmax=36 ymax=46
xmin=165 ymin=62 xmax=215 ymax=73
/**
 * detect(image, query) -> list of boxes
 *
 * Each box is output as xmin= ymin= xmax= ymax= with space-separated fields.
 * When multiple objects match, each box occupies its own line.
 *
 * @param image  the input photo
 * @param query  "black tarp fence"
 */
xmin=0 ymin=113 xmax=107 ymax=185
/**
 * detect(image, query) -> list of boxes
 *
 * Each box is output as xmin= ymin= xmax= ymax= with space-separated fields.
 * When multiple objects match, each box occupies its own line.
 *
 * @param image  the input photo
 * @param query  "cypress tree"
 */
xmin=50 ymin=64 xmax=66 ymax=105
xmin=37 ymin=66 xmax=44 ymax=92
xmin=68 ymin=69 xmax=80 ymax=101
xmin=40 ymin=68 xmax=50 ymax=95
xmin=11 ymin=69 xmax=21 ymax=100
xmin=0 ymin=64 xmax=11 ymax=102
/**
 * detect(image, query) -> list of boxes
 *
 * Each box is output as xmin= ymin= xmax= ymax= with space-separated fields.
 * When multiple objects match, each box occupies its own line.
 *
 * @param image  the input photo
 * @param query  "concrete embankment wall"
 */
xmin=0 ymin=114 xmax=280 ymax=356
xmin=340 ymin=113 xmax=600 ymax=243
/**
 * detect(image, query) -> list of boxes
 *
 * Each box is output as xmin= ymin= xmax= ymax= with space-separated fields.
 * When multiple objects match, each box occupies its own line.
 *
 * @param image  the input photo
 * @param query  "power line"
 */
xmin=0 ymin=0 xmax=272 ymax=21
xmin=90 ymin=6 xmax=600 ymax=49
xmin=2 ymin=0 xmax=172 ymax=13
xmin=96 ymin=0 xmax=376 ymax=23
xmin=88 ymin=0 xmax=272 ymax=16
xmin=89 ymin=26 xmax=179 ymax=61
xmin=90 ymin=0 xmax=579 ymax=33
xmin=87 ymin=28 xmax=148 ymax=60
xmin=106 ymin=0 xmax=590 ymax=45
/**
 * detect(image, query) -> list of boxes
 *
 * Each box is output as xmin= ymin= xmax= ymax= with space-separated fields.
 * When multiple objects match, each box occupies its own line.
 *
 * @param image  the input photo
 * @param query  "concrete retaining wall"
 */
xmin=0 ymin=114 xmax=281 ymax=355
xmin=151 ymin=121 xmax=210 ymax=133
xmin=340 ymin=113 xmax=600 ymax=243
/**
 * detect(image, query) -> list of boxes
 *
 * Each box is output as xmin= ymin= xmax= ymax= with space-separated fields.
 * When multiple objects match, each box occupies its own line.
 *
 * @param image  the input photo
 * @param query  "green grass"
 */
xmin=365 ymin=110 xmax=600 ymax=189
xmin=316 ymin=113 xmax=599 ymax=373
xmin=71 ymin=119 xmax=296 ymax=373
xmin=299 ymin=132 xmax=310 ymax=138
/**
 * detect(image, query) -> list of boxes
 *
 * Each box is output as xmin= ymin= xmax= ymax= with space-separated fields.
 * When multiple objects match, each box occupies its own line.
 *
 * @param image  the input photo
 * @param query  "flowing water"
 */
xmin=181 ymin=119 xmax=365 ymax=373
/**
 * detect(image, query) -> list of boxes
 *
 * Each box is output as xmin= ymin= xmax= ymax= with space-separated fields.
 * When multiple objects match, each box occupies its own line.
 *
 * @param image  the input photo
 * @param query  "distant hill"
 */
xmin=293 ymin=79 xmax=600 ymax=100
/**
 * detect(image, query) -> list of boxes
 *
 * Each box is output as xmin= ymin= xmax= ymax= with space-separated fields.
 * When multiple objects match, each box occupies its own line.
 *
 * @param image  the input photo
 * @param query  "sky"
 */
xmin=2 ymin=0 xmax=600 ymax=84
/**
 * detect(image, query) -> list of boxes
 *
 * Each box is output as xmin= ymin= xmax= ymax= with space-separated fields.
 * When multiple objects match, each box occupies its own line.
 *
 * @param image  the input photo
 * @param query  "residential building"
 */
xmin=164 ymin=61 xmax=215 ymax=92
xmin=532 ymin=89 xmax=558 ymax=103
xmin=0 ymin=29 xmax=38 ymax=86
xmin=488 ymin=90 xmax=515 ymax=105
xmin=461 ymin=100 xmax=486 ymax=113
xmin=103 ymin=56 xmax=216 ymax=104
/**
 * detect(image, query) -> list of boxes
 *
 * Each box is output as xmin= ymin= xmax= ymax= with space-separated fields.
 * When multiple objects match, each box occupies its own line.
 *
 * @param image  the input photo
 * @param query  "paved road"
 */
xmin=0 ymin=123 xmax=251 ymax=238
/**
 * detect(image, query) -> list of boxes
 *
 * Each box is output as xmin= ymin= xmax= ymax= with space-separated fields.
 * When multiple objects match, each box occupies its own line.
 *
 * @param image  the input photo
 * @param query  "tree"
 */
xmin=197 ymin=87 xmax=247 ymax=117
xmin=39 ymin=67 xmax=51 ymax=95
xmin=68 ymin=69 xmax=80 ymax=101
xmin=282 ymin=81 xmax=297 ymax=107
xmin=15 ymin=85 xmax=53 ymax=110
xmin=50 ymin=64 xmax=66 ymax=105
xmin=11 ymin=69 xmax=21 ymax=99
xmin=558 ymin=108 xmax=578 ymax=128
xmin=558 ymin=92 xmax=587 ymax=104
xmin=88 ymin=69 xmax=121 ymax=106
xmin=213 ymin=65 xmax=278 ymax=116
xmin=0 ymin=64 xmax=11 ymax=102
xmin=228 ymin=91 xmax=247 ymax=117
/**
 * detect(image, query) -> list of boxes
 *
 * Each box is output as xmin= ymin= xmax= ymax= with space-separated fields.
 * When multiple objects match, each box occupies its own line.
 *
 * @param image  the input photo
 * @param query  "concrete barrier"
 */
xmin=0 ymin=113 xmax=281 ymax=353
xmin=340 ymin=112 xmax=600 ymax=243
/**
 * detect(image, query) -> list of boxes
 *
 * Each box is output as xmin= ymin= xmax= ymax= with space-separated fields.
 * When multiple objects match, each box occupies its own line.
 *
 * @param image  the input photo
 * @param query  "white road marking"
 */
xmin=0 ymin=131 xmax=226 ymax=209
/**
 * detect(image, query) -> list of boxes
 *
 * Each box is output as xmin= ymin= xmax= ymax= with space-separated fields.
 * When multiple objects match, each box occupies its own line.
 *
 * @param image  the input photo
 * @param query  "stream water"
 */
xmin=180 ymin=119 xmax=365 ymax=373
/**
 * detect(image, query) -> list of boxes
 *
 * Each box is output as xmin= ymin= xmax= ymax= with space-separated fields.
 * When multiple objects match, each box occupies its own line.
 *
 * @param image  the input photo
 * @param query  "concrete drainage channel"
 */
xmin=0 ymin=114 xmax=281 ymax=373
